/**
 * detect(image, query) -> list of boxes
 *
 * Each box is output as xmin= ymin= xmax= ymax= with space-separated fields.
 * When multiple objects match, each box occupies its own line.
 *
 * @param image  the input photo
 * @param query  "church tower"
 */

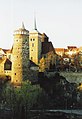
xmin=29 ymin=18 xmax=42 ymax=64
xmin=12 ymin=23 xmax=29 ymax=85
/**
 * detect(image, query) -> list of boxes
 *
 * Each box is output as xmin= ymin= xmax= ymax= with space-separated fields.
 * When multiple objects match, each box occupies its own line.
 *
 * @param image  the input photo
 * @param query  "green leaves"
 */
xmin=2 ymin=81 xmax=43 ymax=112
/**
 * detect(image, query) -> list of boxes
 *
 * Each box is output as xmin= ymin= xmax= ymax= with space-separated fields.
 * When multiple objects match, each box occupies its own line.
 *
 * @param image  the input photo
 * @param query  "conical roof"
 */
xmin=14 ymin=22 xmax=29 ymax=35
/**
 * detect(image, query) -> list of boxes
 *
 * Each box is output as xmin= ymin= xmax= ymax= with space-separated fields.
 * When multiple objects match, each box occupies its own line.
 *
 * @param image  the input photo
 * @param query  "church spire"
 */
xmin=34 ymin=16 xmax=37 ymax=30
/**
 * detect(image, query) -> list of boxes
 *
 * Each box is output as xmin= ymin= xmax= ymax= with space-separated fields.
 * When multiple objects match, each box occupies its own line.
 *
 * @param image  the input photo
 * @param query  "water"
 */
xmin=0 ymin=109 xmax=81 ymax=119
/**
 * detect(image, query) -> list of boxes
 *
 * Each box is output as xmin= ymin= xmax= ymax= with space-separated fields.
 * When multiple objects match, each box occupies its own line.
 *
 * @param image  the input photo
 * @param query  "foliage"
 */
xmin=0 ymin=73 xmax=79 ymax=118
xmin=0 ymin=74 xmax=10 ymax=102
xmin=1 ymin=81 xmax=46 ymax=119
xmin=38 ymin=72 xmax=78 ymax=109
xmin=39 ymin=57 xmax=46 ymax=72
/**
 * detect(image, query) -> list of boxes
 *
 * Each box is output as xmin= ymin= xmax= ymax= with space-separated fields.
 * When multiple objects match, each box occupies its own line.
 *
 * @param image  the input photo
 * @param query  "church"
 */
xmin=0 ymin=22 xmax=56 ymax=85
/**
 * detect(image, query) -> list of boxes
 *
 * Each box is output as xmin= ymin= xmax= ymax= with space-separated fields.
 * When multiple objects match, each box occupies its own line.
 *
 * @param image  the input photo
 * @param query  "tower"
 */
xmin=12 ymin=23 xmax=29 ymax=84
xmin=29 ymin=18 xmax=42 ymax=64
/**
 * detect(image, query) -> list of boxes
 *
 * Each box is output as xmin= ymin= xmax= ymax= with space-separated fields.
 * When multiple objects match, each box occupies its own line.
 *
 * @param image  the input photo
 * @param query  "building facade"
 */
xmin=29 ymin=29 xmax=42 ymax=65
xmin=0 ymin=22 xmax=56 ymax=84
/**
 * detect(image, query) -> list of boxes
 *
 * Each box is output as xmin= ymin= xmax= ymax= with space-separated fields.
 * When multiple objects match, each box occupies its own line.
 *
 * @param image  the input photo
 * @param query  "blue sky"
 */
xmin=0 ymin=0 xmax=82 ymax=48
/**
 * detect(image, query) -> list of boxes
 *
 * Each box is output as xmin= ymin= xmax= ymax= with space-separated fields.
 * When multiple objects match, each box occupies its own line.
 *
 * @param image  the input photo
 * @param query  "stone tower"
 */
xmin=29 ymin=18 xmax=42 ymax=65
xmin=12 ymin=23 xmax=29 ymax=84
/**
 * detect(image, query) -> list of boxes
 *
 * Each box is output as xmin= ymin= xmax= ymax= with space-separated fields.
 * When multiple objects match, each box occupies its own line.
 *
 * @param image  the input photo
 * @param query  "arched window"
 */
xmin=4 ymin=59 xmax=12 ymax=70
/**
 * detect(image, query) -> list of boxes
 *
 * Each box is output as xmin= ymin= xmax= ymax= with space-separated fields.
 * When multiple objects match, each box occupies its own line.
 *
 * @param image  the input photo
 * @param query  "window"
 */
xmin=32 ymin=43 xmax=34 ymax=47
xmin=15 ymin=73 xmax=16 ymax=75
xmin=16 ymin=40 xmax=18 ymax=42
xmin=33 ymin=39 xmax=35 ymax=41
xmin=18 ymin=64 xmax=20 ymax=66
xmin=30 ymin=39 xmax=32 ymax=41
xmin=8 ymin=55 xmax=11 ymax=60
xmin=31 ymin=57 xmax=33 ymax=60
xmin=0 ymin=55 xmax=2 ymax=59
xmin=4 ymin=59 xmax=12 ymax=70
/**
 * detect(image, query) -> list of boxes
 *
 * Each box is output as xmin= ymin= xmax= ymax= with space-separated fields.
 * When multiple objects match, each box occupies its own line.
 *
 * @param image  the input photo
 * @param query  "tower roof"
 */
xmin=14 ymin=22 xmax=29 ymax=35
xmin=21 ymin=22 xmax=25 ymax=29
xmin=19 ymin=22 xmax=26 ymax=30
xmin=30 ymin=17 xmax=41 ymax=35
xmin=34 ymin=16 xmax=37 ymax=30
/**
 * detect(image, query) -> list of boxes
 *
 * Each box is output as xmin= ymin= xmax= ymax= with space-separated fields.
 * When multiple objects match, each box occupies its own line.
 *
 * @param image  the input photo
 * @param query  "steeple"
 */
xmin=34 ymin=16 xmax=37 ymax=30
xmin=22 ymin=22 xmax=25 ymax=29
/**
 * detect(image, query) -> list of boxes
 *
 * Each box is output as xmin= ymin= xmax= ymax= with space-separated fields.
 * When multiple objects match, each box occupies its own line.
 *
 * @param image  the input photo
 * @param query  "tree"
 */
xmin=39 ymin=57 xmax=46 ymax=72
xmin=0 ymin=74 xmax=10 ymax=103
xmin=2 ymin=81 xmax=45 ymax=119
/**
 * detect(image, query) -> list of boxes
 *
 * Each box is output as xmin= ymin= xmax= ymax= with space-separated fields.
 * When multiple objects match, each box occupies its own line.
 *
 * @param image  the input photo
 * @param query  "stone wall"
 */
xmin=60 ymin=72 xmax=82 ymax=84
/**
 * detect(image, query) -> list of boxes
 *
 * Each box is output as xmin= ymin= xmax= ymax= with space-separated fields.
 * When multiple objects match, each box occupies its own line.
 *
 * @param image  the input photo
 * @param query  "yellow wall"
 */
xmin=12 ymin=29 xmax=29 ymax=84
xmin=29 ymin=31 xmax=42 ymax=65
xmin=12 ymin=34 xmax=23 ymax=84
xmin=0 ymin=59 xmax=5 ymax=74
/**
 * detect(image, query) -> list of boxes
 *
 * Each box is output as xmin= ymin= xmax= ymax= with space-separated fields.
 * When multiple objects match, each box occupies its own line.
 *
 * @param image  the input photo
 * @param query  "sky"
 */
xmin=0 ymin=0 xmax=82 ymax=49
